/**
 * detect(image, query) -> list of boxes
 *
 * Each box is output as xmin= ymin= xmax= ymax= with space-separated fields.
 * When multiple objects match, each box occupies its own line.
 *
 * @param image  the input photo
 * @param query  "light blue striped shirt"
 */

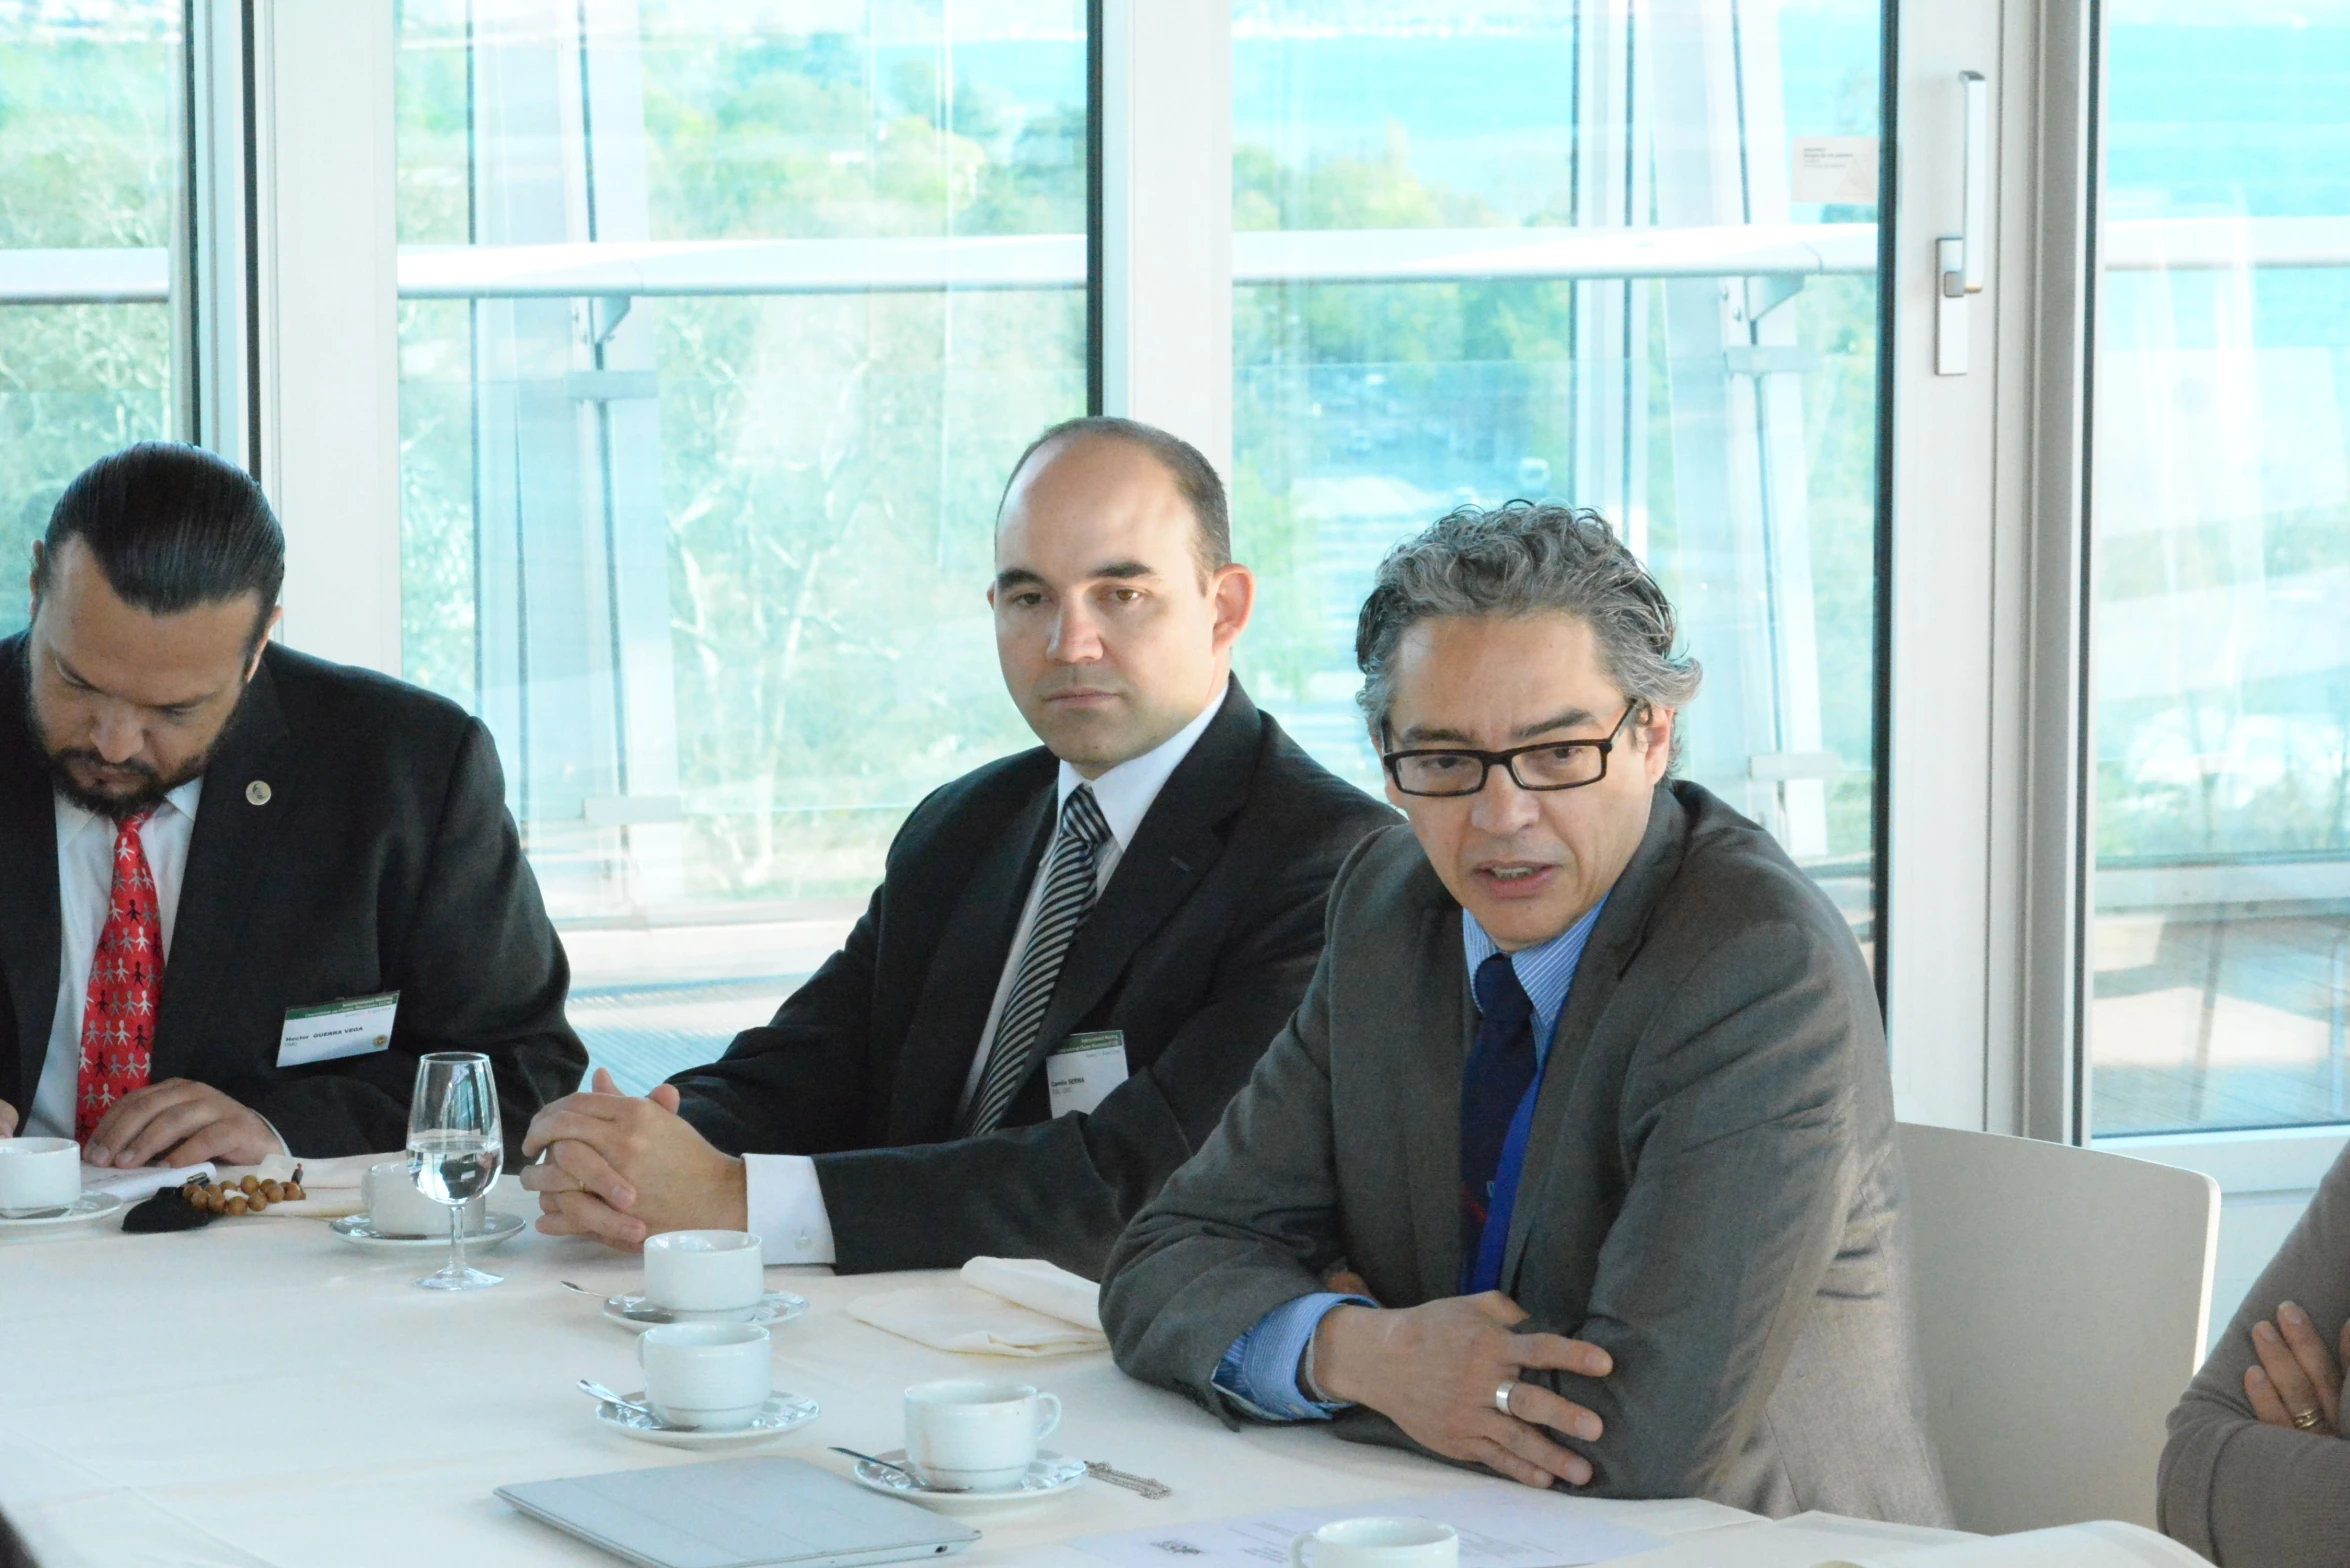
xmin=1211 ymin=895 xmax=1610 ymax=1421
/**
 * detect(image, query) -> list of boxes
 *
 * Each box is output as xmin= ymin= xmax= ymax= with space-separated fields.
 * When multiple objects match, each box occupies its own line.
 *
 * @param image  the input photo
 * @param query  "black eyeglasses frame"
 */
xmin=1379 ymin=702 xmax=1641 ymax=798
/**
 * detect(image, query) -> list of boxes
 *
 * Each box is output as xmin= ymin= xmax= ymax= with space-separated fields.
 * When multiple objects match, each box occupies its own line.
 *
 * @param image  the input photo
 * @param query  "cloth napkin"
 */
xmin=962 ymin=1254 xmax=1104 ymax=1331
xmin=234 ymin=1152 xmax=378 ymax=1218
xmin=88 ymin=1154 xmax=355 ymax=1215
xmin=847 ymin=1257 xmax=1109 ymax=1357
xmin=82 ymin=1153 xmax=380 ymax=1219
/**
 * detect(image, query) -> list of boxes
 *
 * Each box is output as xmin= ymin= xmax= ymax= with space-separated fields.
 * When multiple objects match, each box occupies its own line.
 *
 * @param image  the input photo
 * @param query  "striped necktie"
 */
xmin=961 ymin=785 xmax=1114 ymax=1136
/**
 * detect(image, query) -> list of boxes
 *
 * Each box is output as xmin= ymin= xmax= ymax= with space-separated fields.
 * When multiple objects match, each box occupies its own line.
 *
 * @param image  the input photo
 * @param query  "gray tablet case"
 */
xmin=495 ymin=1457 xmax=981 ymax=1568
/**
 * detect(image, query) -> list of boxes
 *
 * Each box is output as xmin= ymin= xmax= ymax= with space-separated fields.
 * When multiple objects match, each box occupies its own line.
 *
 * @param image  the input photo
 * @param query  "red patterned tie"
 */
xmin=77 ymin=809 xmax=162 ymax=1143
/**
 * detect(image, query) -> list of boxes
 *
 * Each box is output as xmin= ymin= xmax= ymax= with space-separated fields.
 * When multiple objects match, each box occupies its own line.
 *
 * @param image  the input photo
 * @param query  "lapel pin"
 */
xmin=245 ymin=780 xmax=272 ymax=806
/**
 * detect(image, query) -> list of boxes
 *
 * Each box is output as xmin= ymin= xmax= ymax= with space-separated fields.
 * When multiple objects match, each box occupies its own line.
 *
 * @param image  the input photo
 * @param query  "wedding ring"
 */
xmin=1494 ymin=1380 xmax=1518 ymax=1417
xmin=2293 ymin=1407 xmax=2325 ymax=1431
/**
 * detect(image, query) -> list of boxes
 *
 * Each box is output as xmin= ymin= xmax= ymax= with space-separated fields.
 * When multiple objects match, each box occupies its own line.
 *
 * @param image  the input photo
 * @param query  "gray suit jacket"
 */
xmin=1102 ymin=780 xmax=1950 ymax=1524
xmin=2160 ymin=1138 xmax=2350 ymax=1563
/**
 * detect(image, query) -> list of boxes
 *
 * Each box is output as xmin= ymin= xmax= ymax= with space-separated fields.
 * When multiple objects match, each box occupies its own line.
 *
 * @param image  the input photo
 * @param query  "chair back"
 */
xmin=1896 ymin=1121 xmax=2220 ymax=1533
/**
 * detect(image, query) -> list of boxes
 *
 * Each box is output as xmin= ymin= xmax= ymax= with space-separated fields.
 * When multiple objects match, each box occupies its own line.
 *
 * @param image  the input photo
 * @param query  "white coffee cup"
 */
xmin=0 ymin=1138 xmax=80 ymax=1218
xmin=642 ymin=1229 xmax=765 ymax=1317
xmin=636 ymin=1321 xmax=772 ymax=1430
xmin=902 ymin=1379 xmax=1062 ymax=1492
xmin=363 ymin=1160 xmax=485 ymax=1238
xmin=1289 ymin=1518 xmax=1460 ymax=1568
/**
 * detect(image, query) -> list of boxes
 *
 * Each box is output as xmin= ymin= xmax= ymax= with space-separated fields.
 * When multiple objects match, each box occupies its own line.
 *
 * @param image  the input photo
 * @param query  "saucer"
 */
xmin=592 ymin=1390 xmax=819 ymax=1449
xmin=851 ymin=1448 xmax=1087 ymax=1507
xmin=329 ymin=1212 xmax=528 ymax=1252
xmin=601 ymin=1290 xmax=809 ymax=1331
xmin=0 ymin=1192 xmax=124 ymax=1231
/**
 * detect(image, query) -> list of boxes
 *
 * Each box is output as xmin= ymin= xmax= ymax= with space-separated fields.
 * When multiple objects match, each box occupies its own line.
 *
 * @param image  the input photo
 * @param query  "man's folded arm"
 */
xmin=810 ymin=850 xmax=1346 ymax=1276
xmin=1212 ymin=1292 xmax=1376 ymax=1422
xmin=1518 ymin=918 xmax=1875 ymax=1498
xmin=255 ymin=719 xmax=585 ymax=1156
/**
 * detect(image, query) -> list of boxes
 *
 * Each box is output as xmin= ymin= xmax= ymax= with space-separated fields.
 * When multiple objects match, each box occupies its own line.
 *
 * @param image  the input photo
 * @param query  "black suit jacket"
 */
xmin=0 ymin=635 xmax=586 ymax=1157
xmin=670 ymin=680 xmax=1397 ymax=1277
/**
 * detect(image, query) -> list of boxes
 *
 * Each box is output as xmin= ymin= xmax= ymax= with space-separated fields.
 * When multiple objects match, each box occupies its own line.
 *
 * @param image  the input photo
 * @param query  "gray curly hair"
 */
xmin=1354 ymin=502 xmax=1702 ymax=764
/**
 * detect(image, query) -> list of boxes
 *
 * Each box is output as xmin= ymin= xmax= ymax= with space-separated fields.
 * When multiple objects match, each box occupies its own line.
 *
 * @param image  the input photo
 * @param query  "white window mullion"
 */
xmin=1097 ymin=0 xmax=1231 ymax=479
xmin=187 ymin=0 xmax=250 ymax=467
xmin=1884 ymin=0 xmax=2011 ymax=1132
xmin=246 ymin=0 xmax=401 ymax=674
xmin=2006 ymin=0 xmax=2098 ymax=1145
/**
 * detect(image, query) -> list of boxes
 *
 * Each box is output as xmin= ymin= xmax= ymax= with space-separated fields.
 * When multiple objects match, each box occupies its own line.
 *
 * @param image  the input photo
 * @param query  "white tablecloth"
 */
xmin=0 ymin=1177 xmax=1968 ymax=1568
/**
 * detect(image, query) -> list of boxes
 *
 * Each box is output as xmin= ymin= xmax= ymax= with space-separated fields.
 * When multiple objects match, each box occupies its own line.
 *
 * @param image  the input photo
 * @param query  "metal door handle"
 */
xmin=1936 ymin=70 xmax=1990 ymax=375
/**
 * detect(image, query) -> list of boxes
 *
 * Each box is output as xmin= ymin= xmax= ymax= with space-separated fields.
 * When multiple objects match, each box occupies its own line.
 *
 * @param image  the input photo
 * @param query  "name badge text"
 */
xmin=278 ymin=992 xmax=399 ymax=1068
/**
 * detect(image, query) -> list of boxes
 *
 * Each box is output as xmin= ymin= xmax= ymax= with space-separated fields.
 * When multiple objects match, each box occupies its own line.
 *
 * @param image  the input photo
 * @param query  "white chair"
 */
xmin=1896 ymin=1121 xmax=2220 ymax=1534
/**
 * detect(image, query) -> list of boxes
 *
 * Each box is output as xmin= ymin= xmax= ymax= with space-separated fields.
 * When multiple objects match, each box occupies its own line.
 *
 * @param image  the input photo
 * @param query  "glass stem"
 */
xmin=450 ymin=1200 xmax=467 ymax=1277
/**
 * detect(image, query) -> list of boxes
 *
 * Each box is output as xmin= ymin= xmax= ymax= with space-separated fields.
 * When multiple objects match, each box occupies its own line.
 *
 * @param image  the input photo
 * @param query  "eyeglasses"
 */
xmin=1380 ymin=703 xmax=1638 ymax=798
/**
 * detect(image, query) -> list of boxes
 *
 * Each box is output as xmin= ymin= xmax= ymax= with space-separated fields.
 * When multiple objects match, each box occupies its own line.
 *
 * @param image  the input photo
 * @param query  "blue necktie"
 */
xmin=1460 ymin=952 xmax=1538 ymax=1274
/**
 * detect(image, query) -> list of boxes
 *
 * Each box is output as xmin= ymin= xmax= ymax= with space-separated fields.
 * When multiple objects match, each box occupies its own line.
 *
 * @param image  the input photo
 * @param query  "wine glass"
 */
xmin=407 ymin=1051 xmax=504 ymax=1291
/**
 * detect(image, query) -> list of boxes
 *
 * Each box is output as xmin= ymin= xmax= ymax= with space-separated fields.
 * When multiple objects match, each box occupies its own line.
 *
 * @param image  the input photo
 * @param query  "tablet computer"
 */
xmin=495 ymin=1456 xmax=980 ymax=1568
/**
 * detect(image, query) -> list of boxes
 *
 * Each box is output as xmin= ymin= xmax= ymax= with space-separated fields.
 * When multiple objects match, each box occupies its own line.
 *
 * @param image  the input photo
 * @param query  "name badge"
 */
xmin=1047 ymin=1030 xmax=1129 ymax=1119
xmin=278 ymin=992 xmax=399 ymax=1068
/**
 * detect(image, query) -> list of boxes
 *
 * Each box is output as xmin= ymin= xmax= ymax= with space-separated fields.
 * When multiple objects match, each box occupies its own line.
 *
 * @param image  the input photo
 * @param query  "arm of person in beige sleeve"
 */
xmin=2160 ymin=1139 xmax=2350 ymax=1562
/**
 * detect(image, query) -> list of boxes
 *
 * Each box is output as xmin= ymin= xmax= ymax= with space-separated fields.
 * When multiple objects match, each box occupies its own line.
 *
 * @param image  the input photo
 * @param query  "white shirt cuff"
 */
xmin=744 ymin=1153 xmax=836 ymax=1266
xmin=254 ymin=1112 xmax=291 ymax=1158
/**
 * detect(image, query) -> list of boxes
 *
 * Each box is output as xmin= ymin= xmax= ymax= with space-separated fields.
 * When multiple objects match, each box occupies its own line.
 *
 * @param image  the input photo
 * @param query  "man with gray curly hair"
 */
xmin=1104 ymin=502 xmax=1949 ymax=1523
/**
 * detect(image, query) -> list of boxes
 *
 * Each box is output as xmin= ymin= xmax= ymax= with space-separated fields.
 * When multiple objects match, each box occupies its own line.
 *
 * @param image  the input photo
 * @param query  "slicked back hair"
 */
xmin=997 ymin=416 xmax=1232 ymax=580
xmin=1355 ymin=501 xmax=1703 ymax=766
xmin=35 ymin=443 xmax=285 ymax=652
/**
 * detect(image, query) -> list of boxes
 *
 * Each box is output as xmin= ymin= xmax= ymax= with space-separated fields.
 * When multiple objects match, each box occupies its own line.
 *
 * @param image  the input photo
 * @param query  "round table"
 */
xmin=0 ymin=1177 xmax=1887 ymax=1567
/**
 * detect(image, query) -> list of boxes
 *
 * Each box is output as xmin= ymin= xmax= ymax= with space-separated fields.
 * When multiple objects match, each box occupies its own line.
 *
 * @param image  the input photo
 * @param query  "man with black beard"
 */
xmin=0 ymin=443 xmax=583 ymax=1166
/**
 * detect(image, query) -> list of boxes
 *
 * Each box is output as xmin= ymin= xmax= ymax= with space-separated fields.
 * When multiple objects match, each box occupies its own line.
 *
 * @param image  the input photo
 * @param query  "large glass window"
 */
xmin=0 ymin=0 xmax=188 ymax=634
xmin=394 ymin=0 xmax=1088 ymax=1087
xmin=2088 ymin=7 xmax=2350 ymax=1134
xmin=1229 ymin=0 xmax=1888 ymax=942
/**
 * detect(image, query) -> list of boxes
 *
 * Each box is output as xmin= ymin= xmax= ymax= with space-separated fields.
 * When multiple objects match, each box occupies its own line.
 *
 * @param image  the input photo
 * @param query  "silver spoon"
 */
xmin=559 ymin=1279 xmax=609 ymax=1298
xmin=577 ymin=1379 xmax=655 ymax=1420
xmin=830 ymin=1446 xmax=939 ymax=1489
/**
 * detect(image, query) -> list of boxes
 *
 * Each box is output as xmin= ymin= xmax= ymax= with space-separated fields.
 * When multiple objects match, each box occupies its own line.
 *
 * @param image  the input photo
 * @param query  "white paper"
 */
xmin=79 ymin=1162 xmax=214 ymax=1204
xmin=276 ymin=992 xmax=398 ymax=1068
xmin=1790 ymin=136 xmax=1880 ymax=204
xmin=1047 ymin=1030 xmax=1129 ymax=1118
xmin=1815 ymin=1518 xmax=2207 ymax=1568
xmin=1073 ymin=1487 xmax=1663 ymax=1568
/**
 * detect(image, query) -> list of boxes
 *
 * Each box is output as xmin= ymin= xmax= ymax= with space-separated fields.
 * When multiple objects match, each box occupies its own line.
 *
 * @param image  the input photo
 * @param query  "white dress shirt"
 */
xmin=26 ymin=780 xmax=204 ymax=1139
xmin=744 ymin=678 xmax=1230 ymax=1265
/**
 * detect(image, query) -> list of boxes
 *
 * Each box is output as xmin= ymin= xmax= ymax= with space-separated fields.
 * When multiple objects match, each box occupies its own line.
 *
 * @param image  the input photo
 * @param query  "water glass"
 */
xmin=407 ymin=1051 xmax=503 ymax=1291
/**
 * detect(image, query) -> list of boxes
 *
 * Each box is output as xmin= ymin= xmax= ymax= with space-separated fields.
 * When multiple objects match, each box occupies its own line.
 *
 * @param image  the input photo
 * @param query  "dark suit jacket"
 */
xmin=668 ymin=680 xmax=1396 ymax=1278
xmin=1102 ymin=780 xmax=1951 ymax=1525
xmin=0 ymin=635 xmax=586 ymax=1158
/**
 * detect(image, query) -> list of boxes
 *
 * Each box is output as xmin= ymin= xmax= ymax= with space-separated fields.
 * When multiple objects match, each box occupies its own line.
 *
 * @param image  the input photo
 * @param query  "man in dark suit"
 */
xmin=0 ymin=443 xmax=584 ymax=1164
xmin=1102 ymin=503 xmax=1949 ymax=1522
xmin=519 ymin=417 xmax=1394 ymax=1276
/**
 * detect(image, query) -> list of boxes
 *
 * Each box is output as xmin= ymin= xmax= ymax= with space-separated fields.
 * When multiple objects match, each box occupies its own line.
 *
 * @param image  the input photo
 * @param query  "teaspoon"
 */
xmin=576 ymin=1379 xmax=653 ymax=1419
xmin=829 ymin=1446 xmax=932 ymax=1488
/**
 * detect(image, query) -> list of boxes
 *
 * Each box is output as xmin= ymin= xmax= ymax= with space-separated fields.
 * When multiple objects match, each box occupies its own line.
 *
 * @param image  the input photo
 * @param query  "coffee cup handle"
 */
xmin=1033 ymin=1392 xmax=1062 ymax=1442
xmin=1289 ymin=1536 xmax=1314 ymax=1568
xmin=635 ymin=1336 xmax=650 ymax=1372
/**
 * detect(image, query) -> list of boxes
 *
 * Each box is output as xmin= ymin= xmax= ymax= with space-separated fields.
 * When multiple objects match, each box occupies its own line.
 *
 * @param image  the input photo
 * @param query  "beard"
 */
xmin=23 ymin=661 xmax=236 ymax=823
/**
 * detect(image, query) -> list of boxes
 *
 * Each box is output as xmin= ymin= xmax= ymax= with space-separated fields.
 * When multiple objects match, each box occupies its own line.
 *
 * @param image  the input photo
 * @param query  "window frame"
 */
xmin=202 ymin=0 xmax=2350 ymax=1186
